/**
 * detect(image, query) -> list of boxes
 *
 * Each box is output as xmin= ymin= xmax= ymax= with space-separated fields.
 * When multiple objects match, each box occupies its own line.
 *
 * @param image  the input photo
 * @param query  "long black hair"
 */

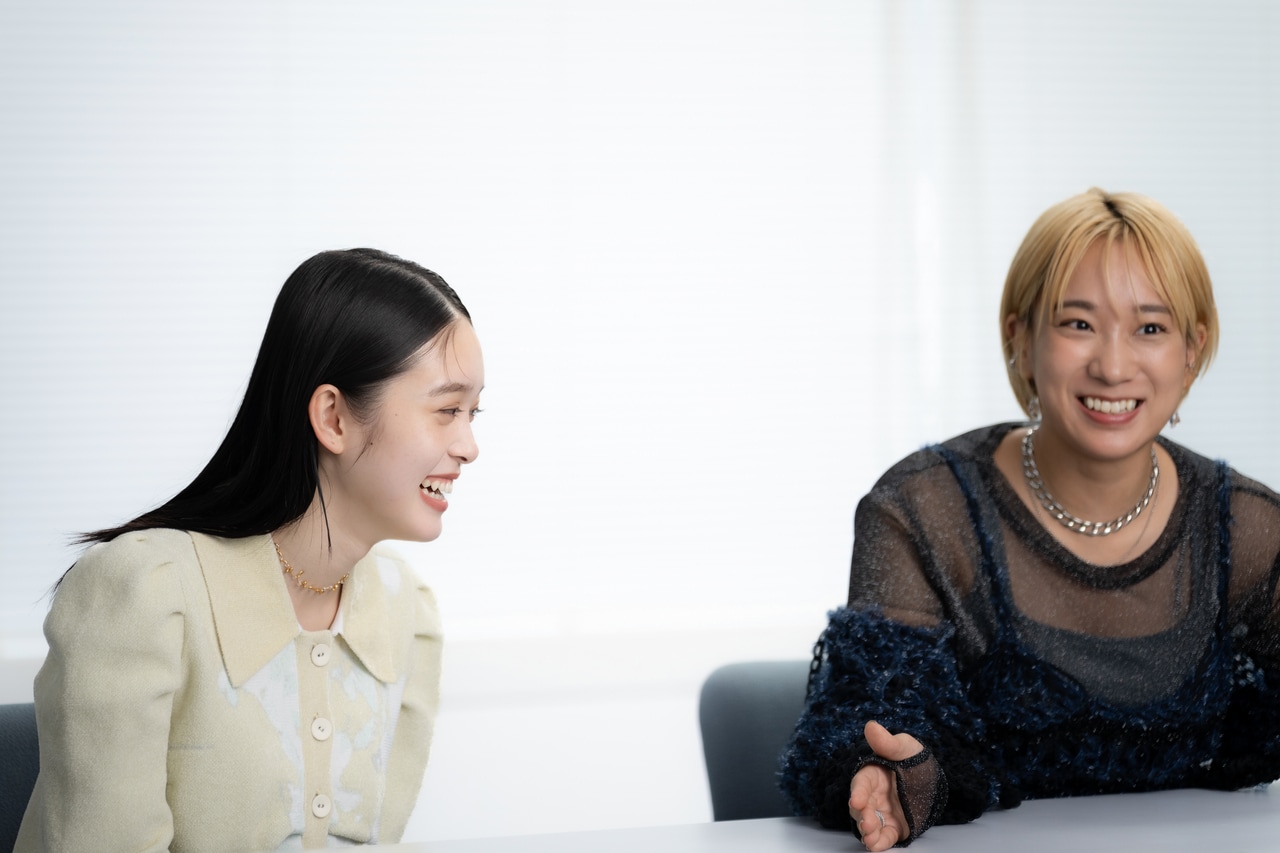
xmin=80 ymin=248 xmax=471 ymax=546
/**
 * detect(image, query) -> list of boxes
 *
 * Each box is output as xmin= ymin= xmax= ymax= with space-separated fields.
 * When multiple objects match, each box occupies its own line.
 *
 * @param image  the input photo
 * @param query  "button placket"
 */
xmin=311 ymin=715 xmax=333 ymax=742
xmin=298 ymin=634 xmax=336 ymax=845
xmin=311 ymin=793 xmax=333 ymax=818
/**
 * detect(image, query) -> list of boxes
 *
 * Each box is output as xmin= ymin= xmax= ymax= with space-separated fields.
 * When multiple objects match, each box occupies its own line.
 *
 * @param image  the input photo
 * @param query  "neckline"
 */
xmin=980 ymin=423 xmax=1193 ymax=590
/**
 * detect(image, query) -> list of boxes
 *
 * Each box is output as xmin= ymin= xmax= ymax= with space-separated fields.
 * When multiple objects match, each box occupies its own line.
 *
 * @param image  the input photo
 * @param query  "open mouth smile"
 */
xmin=420 ymin=478 xmax=453 ymax=498
xmin=1082 ymin=397 xmax=1138 ymax=415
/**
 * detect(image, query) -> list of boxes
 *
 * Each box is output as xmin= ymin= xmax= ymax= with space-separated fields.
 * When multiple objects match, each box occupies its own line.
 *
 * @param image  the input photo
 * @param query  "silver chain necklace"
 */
xmin=1021 ymin=426 xmax=1158 ymax=537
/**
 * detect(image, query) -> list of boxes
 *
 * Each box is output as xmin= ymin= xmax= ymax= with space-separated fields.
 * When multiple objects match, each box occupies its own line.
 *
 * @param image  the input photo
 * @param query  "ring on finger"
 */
xmin=874 ymin=809 xmax=886 ymax=830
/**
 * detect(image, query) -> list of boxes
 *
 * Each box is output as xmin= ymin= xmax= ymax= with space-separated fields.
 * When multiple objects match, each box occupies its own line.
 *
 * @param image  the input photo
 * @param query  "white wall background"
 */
xmin=2 ymin=0 xmax=1278 ymax=842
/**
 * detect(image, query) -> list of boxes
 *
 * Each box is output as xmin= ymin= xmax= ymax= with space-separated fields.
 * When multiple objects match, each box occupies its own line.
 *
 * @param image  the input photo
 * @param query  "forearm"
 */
xmin=781 ymin=608 xmax=1005 ymax=839
xmin=1200 ymin=661 xmax=1280 ymax=791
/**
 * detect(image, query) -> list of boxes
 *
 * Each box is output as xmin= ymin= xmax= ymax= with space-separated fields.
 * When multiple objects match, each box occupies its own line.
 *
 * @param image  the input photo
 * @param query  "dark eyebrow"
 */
xmin=428 ymin=382 xmax=481 ymax=396
xmin=1060 ymin=299 xmax=1171 ymax=315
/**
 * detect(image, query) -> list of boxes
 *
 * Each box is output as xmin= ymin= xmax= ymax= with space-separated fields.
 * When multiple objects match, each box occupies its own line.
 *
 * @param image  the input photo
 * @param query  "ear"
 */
xmin=308 ymin=384 xmax=354 ymax=455
xmin=1183 ymin=322 xmax=1208 ymax=391
xmin=1004 ymin=312 xmax=1033 ymax=380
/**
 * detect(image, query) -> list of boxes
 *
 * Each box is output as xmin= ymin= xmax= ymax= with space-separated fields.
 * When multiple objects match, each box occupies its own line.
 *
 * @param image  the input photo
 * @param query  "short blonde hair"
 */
xmin=999 ymin=188 xmax=1219 ymax=415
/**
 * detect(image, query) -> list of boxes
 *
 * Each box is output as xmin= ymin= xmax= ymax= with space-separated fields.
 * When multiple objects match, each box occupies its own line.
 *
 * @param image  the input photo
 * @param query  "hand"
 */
xmin=848 ymin=721 xmax=924 ymax=851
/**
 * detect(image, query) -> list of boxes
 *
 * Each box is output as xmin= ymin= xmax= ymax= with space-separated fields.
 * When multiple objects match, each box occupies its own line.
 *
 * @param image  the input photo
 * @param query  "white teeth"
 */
xmin=420 ymin=479 xmax=454 ymax=495
xmin=1084 ymin=397 xmax=1137 ymax=414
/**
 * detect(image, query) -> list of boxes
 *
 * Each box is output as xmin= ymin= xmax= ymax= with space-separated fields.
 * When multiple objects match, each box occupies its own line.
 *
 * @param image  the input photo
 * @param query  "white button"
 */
xmin=310 ymin=644 xmax=331 ymax=667
xmin=311 ymin=717 xmax=333 ymax=741
xmin=311 ymin=793 xmax=332 ymax=818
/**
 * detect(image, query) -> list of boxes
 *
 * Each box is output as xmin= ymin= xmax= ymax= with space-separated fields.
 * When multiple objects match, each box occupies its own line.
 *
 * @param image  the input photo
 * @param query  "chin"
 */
xmin=383 ymin=521 xmax=444 ymax=544
xmin=415 ymin=522 xmax=445 ymax=543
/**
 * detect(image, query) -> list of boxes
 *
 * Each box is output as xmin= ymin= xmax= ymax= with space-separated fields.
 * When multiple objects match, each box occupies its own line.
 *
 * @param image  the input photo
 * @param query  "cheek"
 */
xmin=1152 ymin=348 xmax=1191 ymax=384
xmin=1028 ymin=331 xmax=1063 ymax=369
xmin=390 ymin=426 xmax=453 ymax=473
xmin=366 ymin=428 xmax=428 ymax=482
xmin=1045 ymin=336 xmax=1096 ymax=373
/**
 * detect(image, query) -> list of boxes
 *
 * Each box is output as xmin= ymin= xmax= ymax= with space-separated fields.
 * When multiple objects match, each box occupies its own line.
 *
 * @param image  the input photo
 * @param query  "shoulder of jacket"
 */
xmin=65 ymin=529 xmax=198 ymax=594
xmin=368 ymin=544 xmax=440 ymax=619
xmin=79 ymin=528 xmax=196 ymax=567
xmin=358 ymin=546 xmax=442 ymax=649
xmin=53 ymin=530 xmax=197 ymax=616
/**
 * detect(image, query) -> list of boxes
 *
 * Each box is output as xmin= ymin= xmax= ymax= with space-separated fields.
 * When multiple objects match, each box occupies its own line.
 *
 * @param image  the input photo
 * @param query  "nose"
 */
xmin=1089 ymin=333 xmax=1136 ymax=384
xmin=451 ymin=420 xmax=479 ymax=464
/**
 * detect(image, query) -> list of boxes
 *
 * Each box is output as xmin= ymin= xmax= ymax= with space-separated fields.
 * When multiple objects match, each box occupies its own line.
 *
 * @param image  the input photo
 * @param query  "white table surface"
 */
xmin=375 ymin=786 xmax=1279 ymax=852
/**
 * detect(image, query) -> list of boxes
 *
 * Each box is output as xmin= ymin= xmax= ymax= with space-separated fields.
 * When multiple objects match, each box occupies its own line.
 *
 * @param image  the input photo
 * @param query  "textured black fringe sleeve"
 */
xmin=779 ymin=607 xmax=1013 ymax=843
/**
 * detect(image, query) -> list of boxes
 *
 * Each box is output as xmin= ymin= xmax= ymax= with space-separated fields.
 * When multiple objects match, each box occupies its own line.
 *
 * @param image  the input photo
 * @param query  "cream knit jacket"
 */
xmin=16 ymin=529 xmax=441 ymax=852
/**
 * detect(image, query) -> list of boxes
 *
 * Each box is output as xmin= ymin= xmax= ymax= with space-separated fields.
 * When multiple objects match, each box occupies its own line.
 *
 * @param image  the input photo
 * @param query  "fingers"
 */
xmin=850 ymin=722 xmax=921 ymax=850
xmin=852 ymin=806 xmax=901 ymax=852
xmin=848 ymin=763 xmax=888 ymax=811
xmin=855 ymin=809 xmax=906 ymax=850
xmin=848 ymin=765 xmax=903 ymax=851
xmin=864 ymin=720 xmax=925 ymax=762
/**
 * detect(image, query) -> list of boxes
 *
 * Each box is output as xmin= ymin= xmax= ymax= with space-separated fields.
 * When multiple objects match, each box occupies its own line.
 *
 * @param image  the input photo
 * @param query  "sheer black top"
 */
xmin=780 ymin=424 xmax=1280 ymax=844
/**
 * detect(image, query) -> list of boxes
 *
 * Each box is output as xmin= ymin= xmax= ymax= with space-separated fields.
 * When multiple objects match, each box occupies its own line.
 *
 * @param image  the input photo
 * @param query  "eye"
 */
xmin=438 ymin=407 xmax=483 ymax=421
xmin=1059 ymin=318 xmax=1091 ymax=332
xmin=1138 ymin=322 xmax=1167 ymax=335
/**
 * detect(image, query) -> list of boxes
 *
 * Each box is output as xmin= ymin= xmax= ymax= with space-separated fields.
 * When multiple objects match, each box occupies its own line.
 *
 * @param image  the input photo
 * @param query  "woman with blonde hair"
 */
xmin=781 ymin=189 xmax=1280 ymax=849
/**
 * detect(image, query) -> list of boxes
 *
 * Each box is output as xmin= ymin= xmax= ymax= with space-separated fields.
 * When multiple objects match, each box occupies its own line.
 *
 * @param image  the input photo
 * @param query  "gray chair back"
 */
xmin=0 ymin=703 xmax=38 ymax=853
xmin=698 ymin=660 xmax=809 ymax=821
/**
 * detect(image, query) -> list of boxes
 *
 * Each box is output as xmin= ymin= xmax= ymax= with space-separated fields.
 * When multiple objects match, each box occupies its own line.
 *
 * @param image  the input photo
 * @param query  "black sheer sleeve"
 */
xmin=781 ymin=450 xmax=1021 ymax=843
xmin=1209 ymin=473 xmax=1280 ymax=789
xmin=779 ymin=606 xmax=1015 ymax=843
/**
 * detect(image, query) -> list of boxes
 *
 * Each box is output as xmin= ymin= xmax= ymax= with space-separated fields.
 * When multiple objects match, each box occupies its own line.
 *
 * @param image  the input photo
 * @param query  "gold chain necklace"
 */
xmin=272 ymin=538 xmax=349 ymax=594
xmin=1021 ymin=426 xmax=1158 ymax=537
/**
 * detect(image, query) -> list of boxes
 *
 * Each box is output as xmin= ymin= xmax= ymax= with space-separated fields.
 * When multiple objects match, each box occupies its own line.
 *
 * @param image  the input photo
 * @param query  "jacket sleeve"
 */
xmin=16 ymin=534 xmax=187 ymax=853
xmin=375 ymin=571 xmax=443 ymax=842
xmin=1210 ymin=649 xmax=1280 ymax=790
xmin=779 ymin=606 xmax=1009 ymax=841
xmin=1201 ymin=472 xmax=1280 ymax=791
xmin=780 ymin=474 xmax=1019 ymax=842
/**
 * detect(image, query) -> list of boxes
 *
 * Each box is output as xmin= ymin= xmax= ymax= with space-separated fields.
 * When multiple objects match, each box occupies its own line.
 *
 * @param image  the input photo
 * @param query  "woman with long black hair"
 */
xmin=17 ymin=248 xmax=483 ymax=851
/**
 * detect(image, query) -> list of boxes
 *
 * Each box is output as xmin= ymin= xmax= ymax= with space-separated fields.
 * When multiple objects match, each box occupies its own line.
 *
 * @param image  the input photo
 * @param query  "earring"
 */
xmin=1008 ymin=355 xmax=1017 ymax=369
xmin=1027 ymin=396 xmax=1042 ymax=424
xmin=1168 ymin=410 xmax=1181 ymax=429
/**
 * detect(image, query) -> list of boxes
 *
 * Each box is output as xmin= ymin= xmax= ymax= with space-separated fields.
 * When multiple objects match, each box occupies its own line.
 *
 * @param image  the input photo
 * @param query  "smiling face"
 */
xmin=323 ymin=320 xmax=484 ymax=548
xmin=1015 ymin=238 xmax=1203 ymax=464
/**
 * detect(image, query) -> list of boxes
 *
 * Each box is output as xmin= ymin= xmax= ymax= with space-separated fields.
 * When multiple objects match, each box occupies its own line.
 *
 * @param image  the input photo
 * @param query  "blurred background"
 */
xmin=2 ymin=0 xmax=1277 ymax=841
